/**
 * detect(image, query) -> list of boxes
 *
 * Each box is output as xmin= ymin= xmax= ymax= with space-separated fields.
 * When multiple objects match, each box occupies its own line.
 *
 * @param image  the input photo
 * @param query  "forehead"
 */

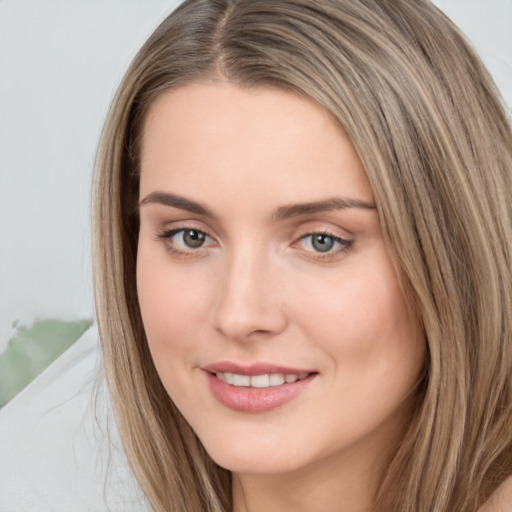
xmin=139 ymin=82 xmax=373 ymax=208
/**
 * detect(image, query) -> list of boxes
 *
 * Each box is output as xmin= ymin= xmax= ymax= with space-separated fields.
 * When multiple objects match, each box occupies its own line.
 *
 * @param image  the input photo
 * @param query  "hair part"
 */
xmin=92 ymin=1 xmax=512 ymax=510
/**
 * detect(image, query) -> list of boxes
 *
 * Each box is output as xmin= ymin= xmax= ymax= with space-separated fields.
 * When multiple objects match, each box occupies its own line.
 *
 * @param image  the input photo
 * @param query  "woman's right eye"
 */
xmin=156 ymin=228 xmax=215 ymax=253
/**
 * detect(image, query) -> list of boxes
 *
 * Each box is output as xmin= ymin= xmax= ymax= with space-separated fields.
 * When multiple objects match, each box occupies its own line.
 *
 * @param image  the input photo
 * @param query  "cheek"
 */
xmin=293 ymin=265 xmax=424 ymax=444
xmin=136 ymin=244 xmax=208 ymax=359
xmin=294 ymin=257 xmax=423 ymax=381
xmin=136 ymin=249 xmax=214 ymax=415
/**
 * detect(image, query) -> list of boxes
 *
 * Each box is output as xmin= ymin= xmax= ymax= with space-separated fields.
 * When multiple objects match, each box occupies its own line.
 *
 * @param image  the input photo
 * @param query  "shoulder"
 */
xmin=0 ymin=327 xmax=150 ymax=511
xmin=478 ymin=476 xmax=512 ymax=512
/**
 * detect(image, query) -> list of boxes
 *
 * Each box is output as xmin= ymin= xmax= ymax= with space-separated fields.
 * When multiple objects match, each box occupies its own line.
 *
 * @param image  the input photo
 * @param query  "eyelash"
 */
xmin=156 ymin=228 xmax=216 ymax=257
xmin=155 ymin=227 xmax=353 ymax=260
xmin=294 ymin=232 xmax=353 ymax=260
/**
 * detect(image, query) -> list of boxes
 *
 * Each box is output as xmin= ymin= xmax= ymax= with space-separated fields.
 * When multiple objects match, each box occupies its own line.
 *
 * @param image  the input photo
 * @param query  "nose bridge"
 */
xmin=212 ymin=239 xmax=286 ymax=341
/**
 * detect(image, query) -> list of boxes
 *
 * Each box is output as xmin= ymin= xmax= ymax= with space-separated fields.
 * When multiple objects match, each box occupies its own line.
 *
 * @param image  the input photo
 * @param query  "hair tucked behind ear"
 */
xmin=92 ymin=1 xmax=512 ymax=510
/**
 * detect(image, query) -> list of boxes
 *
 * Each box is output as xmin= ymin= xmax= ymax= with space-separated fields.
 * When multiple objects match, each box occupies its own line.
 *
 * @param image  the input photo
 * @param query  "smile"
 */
xmin=203 ymin=364 xmax=317 ymax=413
xmin=215 ymin=372 xmax=310 ymax=388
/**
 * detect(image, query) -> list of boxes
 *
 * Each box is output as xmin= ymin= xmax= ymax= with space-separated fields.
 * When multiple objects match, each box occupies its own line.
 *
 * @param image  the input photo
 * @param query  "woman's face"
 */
xmin=137 ymin=82 xmax=425 ymax=478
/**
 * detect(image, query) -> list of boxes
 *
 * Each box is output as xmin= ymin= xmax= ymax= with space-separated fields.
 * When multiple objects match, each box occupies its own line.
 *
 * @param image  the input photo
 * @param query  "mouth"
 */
xmin=203 ymin=363 xmax=318 ymax=413
xmin=215 ymin=371 xmax=310 ymax=388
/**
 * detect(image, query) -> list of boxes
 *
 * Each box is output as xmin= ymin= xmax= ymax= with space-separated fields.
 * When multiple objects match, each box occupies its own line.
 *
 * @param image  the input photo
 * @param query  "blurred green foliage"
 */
xmin=0 ymin=319 xmax=91 ymax=407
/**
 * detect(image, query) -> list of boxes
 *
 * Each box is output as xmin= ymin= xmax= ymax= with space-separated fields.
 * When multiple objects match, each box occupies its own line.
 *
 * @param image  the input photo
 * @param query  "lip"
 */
xmin=203 ymin=361 xmax=316 ymax=376
xmin=203 ymin=361 xmax=317 ymax=413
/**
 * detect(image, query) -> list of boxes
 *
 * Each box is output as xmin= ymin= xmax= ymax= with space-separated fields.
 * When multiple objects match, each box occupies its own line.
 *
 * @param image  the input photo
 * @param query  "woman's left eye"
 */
xmin=297 ymin=232 xmax=352 ymax=256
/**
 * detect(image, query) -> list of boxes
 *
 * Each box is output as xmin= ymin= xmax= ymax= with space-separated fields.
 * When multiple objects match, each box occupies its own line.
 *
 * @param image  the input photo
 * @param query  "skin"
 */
xmin=479 ymin=476 xmax=512 ymax=512
xmin=136 ymin=82 xmax=425 ymax=512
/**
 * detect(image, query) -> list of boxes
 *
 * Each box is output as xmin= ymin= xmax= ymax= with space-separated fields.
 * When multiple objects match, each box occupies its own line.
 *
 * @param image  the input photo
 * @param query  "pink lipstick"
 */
xmin=203 ymin=362 xmax=317 ymax=413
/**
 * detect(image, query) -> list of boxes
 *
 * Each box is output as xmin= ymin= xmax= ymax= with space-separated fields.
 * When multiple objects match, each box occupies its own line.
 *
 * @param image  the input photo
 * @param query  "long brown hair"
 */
xmin=92 ymin=1 xmax=512 ymax=510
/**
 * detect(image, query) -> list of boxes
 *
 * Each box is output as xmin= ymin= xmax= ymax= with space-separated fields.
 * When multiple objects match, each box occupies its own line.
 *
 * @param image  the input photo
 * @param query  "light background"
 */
xmin=1 ymin=0 xmax=511 ymax=352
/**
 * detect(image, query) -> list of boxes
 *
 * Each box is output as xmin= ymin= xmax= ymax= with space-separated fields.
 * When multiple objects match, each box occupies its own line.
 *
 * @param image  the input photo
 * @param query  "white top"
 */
xmin=0 ymin=326 xmax=152 ymax=511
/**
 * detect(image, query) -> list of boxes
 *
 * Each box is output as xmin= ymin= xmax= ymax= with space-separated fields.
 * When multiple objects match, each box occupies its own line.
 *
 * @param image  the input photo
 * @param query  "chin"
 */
xmin=198 ymin=428 xmax=306 ymax=475
xmin=211 ymin=452 xmax=301 ymax=476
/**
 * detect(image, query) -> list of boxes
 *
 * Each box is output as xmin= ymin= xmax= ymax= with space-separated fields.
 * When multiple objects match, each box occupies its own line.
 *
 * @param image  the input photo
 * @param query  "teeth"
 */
xmin=216 ymin=372 xmax=308 ymax=388
xmin=233 ymin=374 xmax=250 ymax=386
xmin=250 ymin=374 xmax=270 ymax=388
xmin=269 ymin=373 xmax=285 ymax=386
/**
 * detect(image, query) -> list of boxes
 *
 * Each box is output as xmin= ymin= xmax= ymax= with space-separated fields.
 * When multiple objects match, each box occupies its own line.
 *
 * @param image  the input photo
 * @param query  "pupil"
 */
xmin=184 ymin=230 xmax=205 ymax=248
xmin=312 ymin=234 xmax=334 ymax=253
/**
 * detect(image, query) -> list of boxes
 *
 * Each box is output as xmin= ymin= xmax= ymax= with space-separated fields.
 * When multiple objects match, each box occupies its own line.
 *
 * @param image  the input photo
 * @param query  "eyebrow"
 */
xmin=273 ymin=197 xmax=376 ymax=220
xmin=139 ymin=191 xmax=212 ymax=216
xmin=139 ymin=191 xmax=376 ymax=219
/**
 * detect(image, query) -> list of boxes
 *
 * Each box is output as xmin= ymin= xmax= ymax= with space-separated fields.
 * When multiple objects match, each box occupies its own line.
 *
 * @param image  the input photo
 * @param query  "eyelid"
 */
xmin=153 ymin=221 xmax=354 ymax=259
xmin=292 ymin=222 xmax=353 ymax=242
xmin=155 ymin=225 xmax=218 ymax=256
xmin=154 ymin=218 xmax=216 ymax=240
xmin=297 ymin=231 xmax=352 ymax=249
xmin=291 ymin=226 xmax=354 ymax=260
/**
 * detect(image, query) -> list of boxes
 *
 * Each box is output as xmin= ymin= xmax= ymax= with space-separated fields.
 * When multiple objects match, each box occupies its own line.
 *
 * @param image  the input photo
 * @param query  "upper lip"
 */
xmin=202 ymin=361 xmax=316 ymax=376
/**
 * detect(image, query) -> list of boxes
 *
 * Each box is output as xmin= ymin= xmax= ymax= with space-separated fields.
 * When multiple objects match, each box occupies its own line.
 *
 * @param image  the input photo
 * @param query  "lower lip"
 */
xmin=206 ymin=372 xmax=316 ymax=413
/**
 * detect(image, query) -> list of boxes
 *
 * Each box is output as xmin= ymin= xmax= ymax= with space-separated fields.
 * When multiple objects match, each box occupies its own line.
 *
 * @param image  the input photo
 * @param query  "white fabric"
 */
xmin=0 ymin=326 xmax=152 ymax=511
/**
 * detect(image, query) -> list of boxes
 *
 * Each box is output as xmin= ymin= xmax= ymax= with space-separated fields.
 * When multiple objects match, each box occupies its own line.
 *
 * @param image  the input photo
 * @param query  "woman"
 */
xmin=92 ymin=0 xmax=512 ymax=511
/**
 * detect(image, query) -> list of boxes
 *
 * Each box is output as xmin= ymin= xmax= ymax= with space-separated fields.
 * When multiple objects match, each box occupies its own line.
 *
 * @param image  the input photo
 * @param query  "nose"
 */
xmin=211 ymin=247 xmax=288 ymax=342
